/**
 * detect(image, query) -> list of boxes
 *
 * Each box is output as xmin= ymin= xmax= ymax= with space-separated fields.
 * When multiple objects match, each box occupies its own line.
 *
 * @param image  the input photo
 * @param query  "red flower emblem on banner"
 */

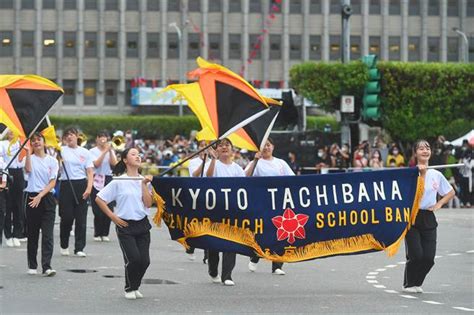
xmin=272 ymin=208 xmax=309 ymax=244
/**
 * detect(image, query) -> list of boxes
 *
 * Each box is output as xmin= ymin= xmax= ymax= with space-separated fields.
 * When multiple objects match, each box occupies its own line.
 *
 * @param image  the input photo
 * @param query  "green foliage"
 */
xmin=291 ymin=61 xmax=474 ymax=143
xmin=306 ymin=116 xmax=340 ymax=132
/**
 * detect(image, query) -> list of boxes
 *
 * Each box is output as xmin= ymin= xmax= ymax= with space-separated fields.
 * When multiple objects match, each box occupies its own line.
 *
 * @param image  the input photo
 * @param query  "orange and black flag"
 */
xmin=161 ymin=58 xmax=281 ymax=151
xmin=0 ymin=75 xmax=63 ymax=139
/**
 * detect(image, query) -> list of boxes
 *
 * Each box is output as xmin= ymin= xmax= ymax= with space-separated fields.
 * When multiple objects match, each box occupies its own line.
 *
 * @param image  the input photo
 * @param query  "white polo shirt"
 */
xmin=188 ymin=157 xmax=210 ymax=177
xmin=419 ymin=169 xmax=453 ymax=210
xmin=89 ymin=147 xmax=113 ymax=176
xmin=59 ymin=146 xmax=93 ymax=180
xmin=245 ymin=157 xmax=295 ymax=177
xmin=212 ymin=160 xmax=245 ymax=177
xmin=25 ymin=155 xmax=59 ymax=193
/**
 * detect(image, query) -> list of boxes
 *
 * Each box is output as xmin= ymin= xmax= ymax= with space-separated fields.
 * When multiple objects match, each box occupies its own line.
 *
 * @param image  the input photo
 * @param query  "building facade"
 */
xmin=0 ymin=0 xmax=473 ymax=115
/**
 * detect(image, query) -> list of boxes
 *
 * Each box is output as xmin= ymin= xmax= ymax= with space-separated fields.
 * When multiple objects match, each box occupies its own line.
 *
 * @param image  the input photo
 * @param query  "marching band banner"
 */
xmin=152 ymin=168 xmax=423 ymax=262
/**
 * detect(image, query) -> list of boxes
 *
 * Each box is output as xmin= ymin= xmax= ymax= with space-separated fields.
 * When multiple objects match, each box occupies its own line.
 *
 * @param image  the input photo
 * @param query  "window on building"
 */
xmin=447 ymin=37 xmax=459 ymax=61
xmin=126 ymin=0 xmax=139 ymax=10
xmin=63 ymin=80 xmax=76 ymax=105
xmin=249 ymin=1 xmax=261 ymax=13
xmin=0 ymin=31 xmax=13 ymax=57
xmin=0 ymin=0 xmax=13 ymax=9
xmin=249 ymin=34 xmax=261 ymax=59
xmin=126 ymin=80 xmax=132 ymax=105
xmin=369 ymin=0 xmax=381 ymax=14
xmin=84 ymin=80 xmax=97 ymax=105
xmin=229 ymin=34 xmax=241 ymax=59
xmin=352 ymin=0 xmax=361 ymax=14
xmin=350 ymin=36 xmax=361 ymax=60
xmin=85 ymin=0 xmax=97 ymax=10
xmin=290 ymin=35 xmax=302 ymax=60
xmin=408 ymin=36 xmax=420 ymax=61
xmin=188 ymin=33 xmax=200 ymax=59
xmin=168 ymin=0 xmax=180 ymax=12
xmin=21 ymin=0 xmax=34 ymax=9
xmin=310 ymin=0 xmax=321 ymax=14
xmin=105 ymin=32 xmax=118 ymax=57
xmin=64 ymin=0 xmax=77 ymax=10
xmin=209 ymin=33 xmax=221 ymax=60
xmin=43 ymin=31 xmax=56 ymax=57
xmin=447 ymin=0 xmax=459 ymax=16
xmin=189 ymin=0 xmax=200 ymax=12
xmin=229 ymin=0 xmax=241 ymax=13
xmin=269 ymin=34 xmax=281 ymax=60
xmin=105 ymin=0 xmax=118 ymax=10
xmin=428 ymin=0 xmax=439 ymax=16
xmin=428 ymin=37 xmax=440 ymax=61
xmin=389 ymin=36 xmax=400 ymax=60
xmin=330 ymin=0 xmax=339 ymax=14
xmin=289 ymin=0 xmax=302 ymax=14
xmin=43 ymin=0 xmax=55 ymax=9
xmin=105 ymin=80 xmax=118 ymax=106
xmin=389 ymin=0 xmax=400 ymax=15
xmin=85 ymin=32 xmax=97 ymax=58
xmin=126 ymin=32 xmax=139 ymax=58
xmin=309 ymin=35 xmax=321 ymax=60
xmin=409 ymin=0 xmax=419 ymax=15
xmin=147 ymin=33 xmax=160 ymax=58
xmin=209 ymin=0 xmax=221 ymax=12
xmin=21 ymin=31 xmax=34 ymax=57
xmin=168 ymin=33 xmax=178 ymax=59
xmin=329 ymin=35 xmax=341 ymax=61
xmin=468 ymin=1 xmax=474 ymax=16
xmin=147 ymin=0 xmax=160 ymax=11
xmin=369 ymin=36 xmax=380 ymax=55
xmin=64 ymin=31 xmax=76 ymax=57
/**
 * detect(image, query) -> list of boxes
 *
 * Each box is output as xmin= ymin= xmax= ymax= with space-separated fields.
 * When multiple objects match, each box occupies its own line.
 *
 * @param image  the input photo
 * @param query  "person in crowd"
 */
xmin=0 ymin=155 xmax=7 ymax=246
xmin=387 ymin=158 xmax=397 ymax=168
xmin=315 ymin=146 xmax=331 ymax=173
xmin=24 ymin=132 xmax=59 ymax=276
xmin=287 ymin=151 xmax=301 ymax=175
xmin=352 ymin=147 xmax=368 ymax=169
xmin=233 ymin=149 xmax=250 ymax=169
xmin=386 ymin=145 xmax=405 ymax=167
xmin=58 ymin=127 xmax=93 ymax=257
xmin=96 ymin=148 xmax=153 ymax=300
xmin=206 ymin=138 xmax=245 ymax=286
xmin=369 ymin=149 xmax=384 ymax=169
xmin=329 ymin=143 xmax=349 ymax=170
xmin=458 ymin=140 xmax=473 ymax=208
xmin=245 ymin=138 xmax=294 ymax=275
xmin=403 ymin=140 xmax=455 ymax=293
xmin=89 ymin=131 xmax=117 ymax=242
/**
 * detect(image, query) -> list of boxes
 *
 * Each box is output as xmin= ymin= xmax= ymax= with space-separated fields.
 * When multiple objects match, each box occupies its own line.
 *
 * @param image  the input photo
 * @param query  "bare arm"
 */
xmin=428 ymin=189 xmax=455 ymax=212
xmin=28 ymin=178 xmax=57 ymax=208
xmin=24 ymin=146 xmax=32 ymax=174
xmin=141 ymin=175 xmax=153 ymax=208
xmin=83 ymin=167 xmax=94 ymax=199
xmin=95 ymin=196 xmax=128 ymax=227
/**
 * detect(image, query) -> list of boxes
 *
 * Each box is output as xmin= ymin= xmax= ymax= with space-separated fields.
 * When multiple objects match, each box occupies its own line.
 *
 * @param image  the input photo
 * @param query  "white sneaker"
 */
xmin=134 ymin=290 xmax=143 ymax=299
xmin=70 ymin=230 xmax=75 ymax=236
xmin=13 ymin=238 xmax=21 ymax=247
xmin=93 ymin=236 xmax=102 ymax=242
xmin=101 ymin=236 xmax=110 ymax=242
xmin=43 ymin=269 xmax=56 ymax=277
xmin=187 ymin=253 xmax=196 ymax=261
xmin=210 ymin=275 xmax=221 ymax=283
xmin=27 ymin=269 xmax=37 ymax=275
xmin=248 ymin=261 xmax=258 ymax=272
xmin=124 ymin=291 xmax=136 ymax=300
xmin=75 ymin=251 xmax=87 ymax=257
xmin=5 ymin=238 xmax=13 ymax=247
xmin=272 ymin=268 xmax=286 ymax=275
xmin=415 ymin=286 xmax=423 ymax=293
xmin=402 ymin=286 xmax=418 ymax=293
xmin=223 ymin=279 xmax=235 ymax=286
xmin=19 ymin=237 xmax=28 ymax=243
xmin=60 ymin=248 xmax=70 ymax=256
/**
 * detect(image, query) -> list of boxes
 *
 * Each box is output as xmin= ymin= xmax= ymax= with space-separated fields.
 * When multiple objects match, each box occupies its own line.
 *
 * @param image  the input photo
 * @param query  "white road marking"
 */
xmin=384 ymin=290 xmax=398 ymax=294
xmin=400 ymin=295 xmax=418 ymax=299
xmin=367 ymin=280 xmax=378 ymax=283
xmin=385 ymin=264 xmax=397 ymax=268
xmin=453 ymin=307 xmax=474 ymax=312
xmin=366 ymin=275 xmax=376 ymax=279
xmin=466 ymin=250 xmax=474 ymax=254
xmin=397 ymin=261 xmax=406 ymax=265
xmin=374 ymin=284 xmax=386 ymax=289
xmin=376 ymin=268 xmax=386 ymax=272
xmin=422 ymin=301 xmax=444 ymax=305
xmin=368 ymin=272 xmax=379 ymax=275
xmin=447 ymin=253 xmax=461 ymax=256
xmin=434 ymin=255 xmax=443 ymax=259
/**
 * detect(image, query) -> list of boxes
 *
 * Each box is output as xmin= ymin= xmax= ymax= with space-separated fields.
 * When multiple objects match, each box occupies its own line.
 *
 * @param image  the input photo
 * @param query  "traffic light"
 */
xmin=361 ymin=54 xmax=381 ymax=120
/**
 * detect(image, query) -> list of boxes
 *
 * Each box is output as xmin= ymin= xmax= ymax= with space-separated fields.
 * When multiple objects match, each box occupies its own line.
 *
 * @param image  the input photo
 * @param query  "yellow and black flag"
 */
xmin=162 ymin=58 xmax=281 ymax=151
xmin=0 ymin=75 xmax=63 ymax=139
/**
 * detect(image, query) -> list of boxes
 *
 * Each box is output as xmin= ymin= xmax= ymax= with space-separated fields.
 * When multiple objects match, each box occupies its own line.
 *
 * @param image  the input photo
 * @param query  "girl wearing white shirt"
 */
xmin=24 ymin=133 xmax=59 ymax=276
xmin=89 ymin=131 xmax=117 ymax=242
xmin=0 ymin=156 xmax=7 ymax=246
xmin=58 ymin=127 xmax=93 ymax=257
xmin=245 ymin=138 xmax=294 ymax=275
xmin=403 ymin=140 xmax=455 ymax=293
xmin=96 ymin=148 xmax=153 ymax=300
xmin=206 ymin=138 xmax=245 ymax=286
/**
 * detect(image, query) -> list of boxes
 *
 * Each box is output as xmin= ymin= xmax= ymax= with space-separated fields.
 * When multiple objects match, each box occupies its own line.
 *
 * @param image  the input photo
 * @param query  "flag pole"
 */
xmin=427 ymin=163 xmax=464 ymax=169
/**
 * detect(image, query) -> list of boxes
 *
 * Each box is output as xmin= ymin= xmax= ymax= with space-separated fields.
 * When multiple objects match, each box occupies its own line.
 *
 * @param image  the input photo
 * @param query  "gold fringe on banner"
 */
xmin=152 ymin=188 xmax=166 ymax=227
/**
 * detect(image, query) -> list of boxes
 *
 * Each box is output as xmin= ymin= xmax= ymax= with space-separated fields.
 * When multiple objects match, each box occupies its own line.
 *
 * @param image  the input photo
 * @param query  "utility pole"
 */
xmin=340 ymin=0 xmax=352 ymax=148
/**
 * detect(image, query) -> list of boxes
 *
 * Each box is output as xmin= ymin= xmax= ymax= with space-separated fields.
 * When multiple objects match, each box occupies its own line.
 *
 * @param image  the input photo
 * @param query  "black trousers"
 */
xmin=4 ymin=168 xmax=25 ymax=239
xmin=0 ymin=190 xmax=6 ymax=244
xmin=404 ymin=210 xmax=437 ymax=288
xmin=250 ymin=255 xmax=283 ymax=272
xmin=116 ymin=217 xmax=151 ymax=292
xmin=90 ymin=176 xmax=113 ymax=237
xmin=26 ymin=192 xmax=56 ymax=272
xmin=208 ymin=250 xmax=236 ymax=282
xmin=58 ymin=179 xmax=88 ymax=253
xmin=459 ymin=177 xmax=472 ymax=205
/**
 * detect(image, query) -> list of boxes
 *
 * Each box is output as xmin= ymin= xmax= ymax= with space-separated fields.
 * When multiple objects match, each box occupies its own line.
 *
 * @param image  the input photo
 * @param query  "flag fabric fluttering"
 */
xmin=161 ymin=57 xmax=281 ymax=151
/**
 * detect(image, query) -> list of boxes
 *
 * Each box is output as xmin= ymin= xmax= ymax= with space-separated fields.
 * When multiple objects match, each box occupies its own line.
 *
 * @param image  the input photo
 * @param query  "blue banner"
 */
xmin=151 ymin=168 xmax=423 ymax=262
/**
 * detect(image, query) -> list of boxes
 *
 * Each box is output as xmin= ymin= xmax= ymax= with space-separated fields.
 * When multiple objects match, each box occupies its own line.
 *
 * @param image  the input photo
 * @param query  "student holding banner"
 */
xmin=206 ymin=138 xmax=245 ymax=286
xmin=403 ymin=140 xmax=455 ymax=293
xmin=96 ymin=148 xmax=153 ymax=300
xmin=245 ymin=138 xmax=294 ymax=275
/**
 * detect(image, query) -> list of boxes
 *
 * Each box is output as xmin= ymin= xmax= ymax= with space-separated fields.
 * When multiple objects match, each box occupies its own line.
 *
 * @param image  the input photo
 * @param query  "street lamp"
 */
xmin=169 ymin=22 xmax=184 ymax=116
xmin=452 ymin=27 xmax=469 ymax=63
